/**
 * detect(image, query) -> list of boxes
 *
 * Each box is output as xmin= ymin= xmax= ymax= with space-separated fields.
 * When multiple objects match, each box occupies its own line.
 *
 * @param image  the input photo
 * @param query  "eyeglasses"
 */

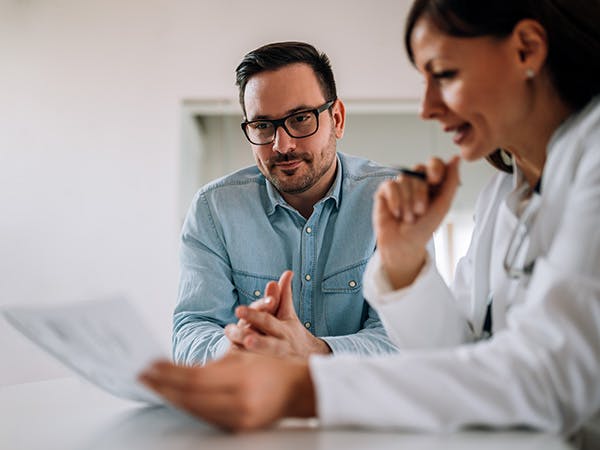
xmin=503 ymin=190 xmax=541 ymax=279
xmin=241 ymin=100 xmax=335 ymax=145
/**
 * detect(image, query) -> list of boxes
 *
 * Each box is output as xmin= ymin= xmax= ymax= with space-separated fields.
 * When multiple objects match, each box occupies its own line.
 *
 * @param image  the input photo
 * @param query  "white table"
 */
xmin=0 ymin=377 xmax=574 ymax=450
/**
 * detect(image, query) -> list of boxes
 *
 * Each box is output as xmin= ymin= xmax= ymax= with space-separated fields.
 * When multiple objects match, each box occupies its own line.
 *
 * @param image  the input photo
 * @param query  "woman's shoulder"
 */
xmin=550 ymin=96 xmax=600 ymax=156
xmin=578 ymin=95 xmax=600 ymax=136
xmin=579 ymin=97 xmax=600 ymax=155
xmin=544 ymin=96 xmax=600 ymax=193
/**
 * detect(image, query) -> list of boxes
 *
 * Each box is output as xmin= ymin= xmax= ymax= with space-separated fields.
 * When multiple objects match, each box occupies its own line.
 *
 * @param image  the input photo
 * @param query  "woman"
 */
xmin=140 ymin=0 xmax=600 ymax=435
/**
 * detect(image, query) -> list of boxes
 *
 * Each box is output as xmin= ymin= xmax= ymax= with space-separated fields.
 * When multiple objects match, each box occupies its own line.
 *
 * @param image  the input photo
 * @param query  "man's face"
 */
xmin=243 ymin=63 xmax=344 ymax=196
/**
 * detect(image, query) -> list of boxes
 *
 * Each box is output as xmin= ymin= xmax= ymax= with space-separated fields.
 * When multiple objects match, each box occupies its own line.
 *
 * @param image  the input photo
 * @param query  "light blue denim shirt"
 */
xmin=173 ymin=152 xmax=399 ymax=364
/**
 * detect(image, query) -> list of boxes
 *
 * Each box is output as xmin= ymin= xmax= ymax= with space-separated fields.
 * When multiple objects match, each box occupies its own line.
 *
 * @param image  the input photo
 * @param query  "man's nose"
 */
xmin=272 ymin=125 xmax=296 ymax=154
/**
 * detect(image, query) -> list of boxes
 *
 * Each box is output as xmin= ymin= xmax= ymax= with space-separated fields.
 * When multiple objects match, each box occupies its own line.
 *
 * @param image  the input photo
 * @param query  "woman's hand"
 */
xmin=374 ymin=156 xmax=461 ymax=289
xmin=139 ymin=351 xmax=315 ymax=431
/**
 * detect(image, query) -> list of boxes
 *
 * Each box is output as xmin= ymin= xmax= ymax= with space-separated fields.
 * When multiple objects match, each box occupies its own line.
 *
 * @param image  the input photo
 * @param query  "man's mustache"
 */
xmin=269 ymin=152 xmax=311 ymax=164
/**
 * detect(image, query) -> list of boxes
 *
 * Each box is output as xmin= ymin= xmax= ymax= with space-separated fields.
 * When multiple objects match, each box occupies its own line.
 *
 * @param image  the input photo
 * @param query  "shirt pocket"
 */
xmin=322 ymin=260 xmax=366 ymax=293
xmin=231 ymin=269 xmax=278 ymax=305
xmin=321 ymin=260 xmax=368 ymax=334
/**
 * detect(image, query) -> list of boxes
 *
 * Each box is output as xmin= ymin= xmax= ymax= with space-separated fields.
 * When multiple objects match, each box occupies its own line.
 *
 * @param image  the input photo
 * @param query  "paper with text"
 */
xmin=3 ymin=298 xmax=167 ymax=404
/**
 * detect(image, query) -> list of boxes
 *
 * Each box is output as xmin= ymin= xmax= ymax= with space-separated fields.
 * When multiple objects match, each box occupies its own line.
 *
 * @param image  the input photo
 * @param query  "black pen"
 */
xmin=393 ymin=167 xmax=427 ymax=181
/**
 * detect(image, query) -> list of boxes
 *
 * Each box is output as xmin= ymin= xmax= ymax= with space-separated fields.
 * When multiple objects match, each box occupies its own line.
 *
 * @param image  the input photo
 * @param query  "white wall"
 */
xmin=0 ymin=0 xmax=488 ymax=385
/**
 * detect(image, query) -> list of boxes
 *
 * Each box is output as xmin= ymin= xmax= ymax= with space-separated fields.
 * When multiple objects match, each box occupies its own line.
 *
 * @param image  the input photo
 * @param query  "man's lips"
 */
xmin=274 ymin=160 xmax=303 ymax=170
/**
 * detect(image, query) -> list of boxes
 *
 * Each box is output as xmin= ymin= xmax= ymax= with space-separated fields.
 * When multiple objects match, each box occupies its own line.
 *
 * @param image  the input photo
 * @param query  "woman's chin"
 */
xmin=458 ymin=146 xmax=482 ymax=162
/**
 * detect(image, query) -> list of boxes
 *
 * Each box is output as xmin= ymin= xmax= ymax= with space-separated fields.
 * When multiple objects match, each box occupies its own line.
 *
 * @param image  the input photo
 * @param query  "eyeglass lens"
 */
xmin=245 ymin=111 xmax=318 ymax=144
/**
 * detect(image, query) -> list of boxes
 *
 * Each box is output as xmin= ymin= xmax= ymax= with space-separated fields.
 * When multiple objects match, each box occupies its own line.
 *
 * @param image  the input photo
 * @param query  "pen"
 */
xmin=394 ymin=167 xmax=427 ymax=181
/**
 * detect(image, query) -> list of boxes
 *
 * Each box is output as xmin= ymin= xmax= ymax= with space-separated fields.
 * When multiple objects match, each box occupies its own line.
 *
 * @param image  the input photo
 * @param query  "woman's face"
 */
xmin=410 ymin=17 xmax=533 ymax=161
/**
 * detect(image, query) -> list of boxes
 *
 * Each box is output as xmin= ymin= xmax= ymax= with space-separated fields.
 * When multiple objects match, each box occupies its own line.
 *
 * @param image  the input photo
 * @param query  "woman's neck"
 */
xmin=507 ymin=78 xmax=574 ymax=189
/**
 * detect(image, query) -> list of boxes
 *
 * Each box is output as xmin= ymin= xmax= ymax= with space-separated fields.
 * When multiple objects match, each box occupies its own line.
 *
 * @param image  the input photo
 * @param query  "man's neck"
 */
xmin=282 ymin=161 xmax=338 ymax=220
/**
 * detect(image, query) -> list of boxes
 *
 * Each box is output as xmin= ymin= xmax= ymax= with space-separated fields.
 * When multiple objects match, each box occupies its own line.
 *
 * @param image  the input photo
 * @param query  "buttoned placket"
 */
xmin=299 ymin=200 xmax=331 ymax=334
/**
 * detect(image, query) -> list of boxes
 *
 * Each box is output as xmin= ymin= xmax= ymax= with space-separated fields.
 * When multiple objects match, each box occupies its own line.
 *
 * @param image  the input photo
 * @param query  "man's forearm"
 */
xmin=321 ymin=327 xmax=398 ymax=356
xmin=173 ymin=321 xmax=229 ymax=365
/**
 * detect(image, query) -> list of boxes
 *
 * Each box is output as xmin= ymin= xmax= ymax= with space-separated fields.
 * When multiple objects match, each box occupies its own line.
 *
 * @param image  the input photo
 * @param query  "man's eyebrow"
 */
xmin=248 ymin=104 xmax=317 ymax=121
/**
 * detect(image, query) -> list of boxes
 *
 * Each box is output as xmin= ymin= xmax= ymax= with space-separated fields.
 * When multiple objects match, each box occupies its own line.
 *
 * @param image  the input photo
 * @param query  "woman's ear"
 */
xmin=331 ymin=99 xmax=346 ymax=139
xmin=511 ymin=19 xmax=548 ymax=80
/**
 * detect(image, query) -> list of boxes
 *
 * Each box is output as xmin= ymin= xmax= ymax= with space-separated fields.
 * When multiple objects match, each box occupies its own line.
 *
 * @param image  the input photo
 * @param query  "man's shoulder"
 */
xmin=189 ymin=166 xmax=267 ymax=213
xmin=198 ymin=165 xmax=264 ymax=196
xmin=338 ymin=152 xmax=397 ymax=182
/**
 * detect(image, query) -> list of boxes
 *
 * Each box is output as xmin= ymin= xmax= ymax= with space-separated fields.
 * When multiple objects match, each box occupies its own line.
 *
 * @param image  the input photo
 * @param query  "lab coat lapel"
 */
xmin=469 ymin=174 xmax=514 ymax=334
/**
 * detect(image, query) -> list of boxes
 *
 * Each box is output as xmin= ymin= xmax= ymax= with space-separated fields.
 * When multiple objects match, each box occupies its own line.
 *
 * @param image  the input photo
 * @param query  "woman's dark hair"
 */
xmin=404 ymin=0 xmax=600 ymax=172
xmin=235 ymin=41 xmax=337 ymax=116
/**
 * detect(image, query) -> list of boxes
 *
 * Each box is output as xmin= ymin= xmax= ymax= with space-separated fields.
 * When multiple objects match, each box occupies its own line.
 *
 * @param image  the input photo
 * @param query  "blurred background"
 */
xmin=0 ymin=0 xmax=493 ymax=386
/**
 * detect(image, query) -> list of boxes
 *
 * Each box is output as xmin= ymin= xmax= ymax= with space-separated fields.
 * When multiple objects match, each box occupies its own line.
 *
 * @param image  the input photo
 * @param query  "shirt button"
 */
xmin=254 ymin=290 xmax=261 ymax=297
xmin=306 ymin=226 xmax=312 ymax=234
xmin=304 ymin=322 xmax=311 ymax=329
xmin=348 ymin=280 xmax=357 ymax=288
xmin=305 ymin=274 xmax=311 ymax=281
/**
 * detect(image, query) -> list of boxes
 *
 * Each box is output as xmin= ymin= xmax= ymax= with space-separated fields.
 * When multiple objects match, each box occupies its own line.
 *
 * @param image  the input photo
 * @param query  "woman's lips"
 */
xmin=445 ymin=123 xmax=472 ymax=145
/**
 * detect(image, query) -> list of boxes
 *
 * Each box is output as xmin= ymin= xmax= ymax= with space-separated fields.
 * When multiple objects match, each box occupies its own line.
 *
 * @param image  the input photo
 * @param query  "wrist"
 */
xmin=315 ymin=338 xmax=332 ymax=355
xmin=380 ymin=247 xmax=427 ymax=290
xmin=304 ymin=336 xmax=331 ymax=357
xmin=286 ymin=360 xmax=317 ymax=418
xmin=302 ymin=332 xmax=331 ymax=357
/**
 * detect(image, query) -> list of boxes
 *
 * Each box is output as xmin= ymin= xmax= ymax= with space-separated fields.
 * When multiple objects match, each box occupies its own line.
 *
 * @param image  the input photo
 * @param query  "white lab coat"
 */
xmin=309 ymin=96 xmax=600 ymax=435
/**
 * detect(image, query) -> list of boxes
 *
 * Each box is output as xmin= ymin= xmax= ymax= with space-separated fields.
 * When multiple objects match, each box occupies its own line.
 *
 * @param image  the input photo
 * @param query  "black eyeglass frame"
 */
xmin=240 ymin=99 xmax=336 ymax=145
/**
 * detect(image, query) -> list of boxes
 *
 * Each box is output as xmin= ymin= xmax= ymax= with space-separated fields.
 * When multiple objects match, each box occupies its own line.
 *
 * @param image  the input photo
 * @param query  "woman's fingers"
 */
xmin=376 ymin=179 xmax=402 ymax=220
xmin=376 ymin=166 xmax=436 ymax=225
xmin=379 ymin=156 xmax=460 ymax=226
xmin=424 ymin=155 xmax=461 ymax=226
xmin=425 ymin=157 xmax=447 ymax=185
xmin=411 ymin=163 xmax=429 ymax=215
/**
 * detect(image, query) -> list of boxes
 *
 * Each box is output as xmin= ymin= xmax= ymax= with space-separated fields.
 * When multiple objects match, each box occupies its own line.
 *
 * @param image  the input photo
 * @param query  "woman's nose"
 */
xmin=419 ymin=81 xmax=446 ymax=120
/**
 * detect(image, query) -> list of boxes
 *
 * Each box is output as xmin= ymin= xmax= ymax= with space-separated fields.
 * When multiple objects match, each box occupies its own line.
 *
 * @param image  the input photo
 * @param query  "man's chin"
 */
xmin=280 ymin=185 xmax=312 ymax=195
xmin=270 ymin=176 xmax=314 ymax=195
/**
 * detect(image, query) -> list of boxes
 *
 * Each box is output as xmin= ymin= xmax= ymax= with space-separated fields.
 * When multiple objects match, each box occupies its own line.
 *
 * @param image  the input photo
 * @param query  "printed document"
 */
xmin=3 ymin=298 xmax=167 ymax=404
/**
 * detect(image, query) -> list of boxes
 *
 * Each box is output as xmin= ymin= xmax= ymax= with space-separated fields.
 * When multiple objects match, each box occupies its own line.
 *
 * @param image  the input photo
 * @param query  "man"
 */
xmin=173 ymin=41 xmax=398 ymax=364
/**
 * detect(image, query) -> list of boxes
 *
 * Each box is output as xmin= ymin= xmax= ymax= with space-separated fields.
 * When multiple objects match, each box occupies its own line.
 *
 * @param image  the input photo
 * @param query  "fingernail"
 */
xmin=236 ymin=306 xmax=247 ymax=318
xmin=226 ymin=325 xmax=241 ymax=340
xmin=415 ymin=201 xmax=425 ymax=214
xmin=264 ymin=296 xmax=272 ymax=304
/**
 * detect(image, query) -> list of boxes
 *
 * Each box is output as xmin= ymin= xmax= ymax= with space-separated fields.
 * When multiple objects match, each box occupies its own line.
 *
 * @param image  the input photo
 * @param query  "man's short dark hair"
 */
xmin=235 ymin=41 xmax=337 ymax=116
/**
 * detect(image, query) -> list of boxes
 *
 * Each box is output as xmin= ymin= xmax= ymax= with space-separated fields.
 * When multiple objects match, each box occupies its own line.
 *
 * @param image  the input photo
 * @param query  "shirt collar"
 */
xmin=265 ymin=154 xmax=342 ymax=216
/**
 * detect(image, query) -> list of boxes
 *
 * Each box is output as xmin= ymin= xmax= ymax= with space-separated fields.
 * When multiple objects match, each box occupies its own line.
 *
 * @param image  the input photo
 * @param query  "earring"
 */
xmin=525 ymin=68 xmax=535 ymax=79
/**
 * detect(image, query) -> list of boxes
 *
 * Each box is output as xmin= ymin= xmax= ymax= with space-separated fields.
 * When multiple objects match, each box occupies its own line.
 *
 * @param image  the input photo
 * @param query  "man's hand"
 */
xmin=139 ymin=351 xmax=315 ymax=431
xmin=224 ymin=271 xmax=331 ymax=358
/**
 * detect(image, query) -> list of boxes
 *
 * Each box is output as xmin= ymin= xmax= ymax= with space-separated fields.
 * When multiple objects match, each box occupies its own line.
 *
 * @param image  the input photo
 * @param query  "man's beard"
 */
xmin=266 ymin=132 xmax=336 ymax=195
